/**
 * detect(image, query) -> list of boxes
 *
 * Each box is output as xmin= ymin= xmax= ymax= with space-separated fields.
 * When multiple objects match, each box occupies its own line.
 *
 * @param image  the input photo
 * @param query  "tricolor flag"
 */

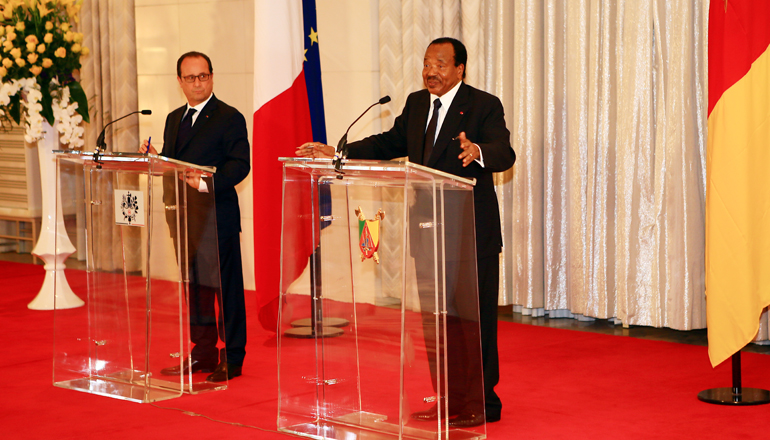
xmin=706 ymin=0 xmax=770 ymax=366
xmin=253 ymin=0 xmax=326 ymax=330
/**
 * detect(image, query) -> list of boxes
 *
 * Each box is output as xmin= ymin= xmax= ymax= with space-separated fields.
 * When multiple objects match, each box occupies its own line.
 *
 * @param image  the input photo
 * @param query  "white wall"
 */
xmin=135 ymin=0 xmax=380 ymax=290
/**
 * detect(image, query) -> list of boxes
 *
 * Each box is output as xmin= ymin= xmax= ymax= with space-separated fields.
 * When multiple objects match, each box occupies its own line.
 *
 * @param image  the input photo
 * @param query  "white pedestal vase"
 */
xmin=28 ymin=121 xmax=83 ymax=310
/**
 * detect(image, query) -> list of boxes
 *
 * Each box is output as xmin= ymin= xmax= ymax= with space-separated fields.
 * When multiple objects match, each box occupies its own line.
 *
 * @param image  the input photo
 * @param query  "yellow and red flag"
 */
xmin=706 ymin=0 xmax=770 ymax=366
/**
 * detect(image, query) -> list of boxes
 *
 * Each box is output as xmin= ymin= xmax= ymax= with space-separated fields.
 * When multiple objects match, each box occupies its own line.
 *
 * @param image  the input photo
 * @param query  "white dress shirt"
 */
xmin=426 ymin=81 xmax=484 ymax=166
xmin=182 ymin=92 xmax=214 ymax=192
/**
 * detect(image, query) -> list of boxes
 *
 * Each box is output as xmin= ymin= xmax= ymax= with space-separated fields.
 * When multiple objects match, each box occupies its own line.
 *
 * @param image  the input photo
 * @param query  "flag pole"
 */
xmin=697 ymin=351 xmax=770 ymax=405
xmin=284 ymin=245 xmax=347 ymax=338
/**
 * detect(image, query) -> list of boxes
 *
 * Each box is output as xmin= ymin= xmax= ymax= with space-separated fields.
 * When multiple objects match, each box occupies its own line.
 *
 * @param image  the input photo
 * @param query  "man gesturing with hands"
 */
xmin=298 ymin=38 xmax=515 ymax=427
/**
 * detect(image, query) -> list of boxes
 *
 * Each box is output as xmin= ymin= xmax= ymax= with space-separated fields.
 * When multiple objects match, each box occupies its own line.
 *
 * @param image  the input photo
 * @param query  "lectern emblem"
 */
xmin=121 ymin=192 xmax=140 ymax=224
xmin=114 ymin=189 xmax=145 ymax=226
xmin=355 ymin=206 xmax=385 ymax=264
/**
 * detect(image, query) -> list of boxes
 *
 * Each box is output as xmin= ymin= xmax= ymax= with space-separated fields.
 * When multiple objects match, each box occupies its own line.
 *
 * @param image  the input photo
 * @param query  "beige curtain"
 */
xmin=81 ymin=0 xmax=139 ymax=153
xmin=379 ymin=0 xmax=711 ymax=331
xmin=78 ymin=0 xmax=140 ymax=270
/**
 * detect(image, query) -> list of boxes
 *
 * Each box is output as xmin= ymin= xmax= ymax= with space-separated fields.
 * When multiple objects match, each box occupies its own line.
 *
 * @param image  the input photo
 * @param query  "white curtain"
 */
xmin=379 ymin=0 xmax=715 ymax=331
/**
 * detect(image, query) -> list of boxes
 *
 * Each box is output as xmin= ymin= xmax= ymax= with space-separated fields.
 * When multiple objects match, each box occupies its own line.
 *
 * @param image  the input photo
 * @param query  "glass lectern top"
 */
xmin=54 ymin=150 xmax=216 ymax=174
xmin=279 ymin=157 xmax=476 ymax=188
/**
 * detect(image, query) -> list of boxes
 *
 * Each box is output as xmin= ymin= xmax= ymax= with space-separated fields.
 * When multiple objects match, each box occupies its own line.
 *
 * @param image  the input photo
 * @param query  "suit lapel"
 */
xmin=427 ymin=82 xmax=469 ymax=168
xmin=176 ymin=95 xmax=219 ymax=156
xmin=408 ymin=91 xmax=432 ymax=163
xmin=165 ymin=105 xmax=186 ymax=158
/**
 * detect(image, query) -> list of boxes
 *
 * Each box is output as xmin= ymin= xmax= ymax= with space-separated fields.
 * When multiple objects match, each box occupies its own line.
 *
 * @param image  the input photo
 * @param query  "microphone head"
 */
xmin=379 ymin=96 xmax=391 ymax=105
xmin=140 ymin=110 xmax=152 ymax=115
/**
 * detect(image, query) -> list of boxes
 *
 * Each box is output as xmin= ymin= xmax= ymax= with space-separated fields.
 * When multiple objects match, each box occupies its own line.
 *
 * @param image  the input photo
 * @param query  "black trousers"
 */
xmin=415 ymin=252 xmax=501 ymax=417
xmin=477 ymin=254 xmax=501 ymax=417
xmin=167 ymin=175 xmax=247 ymax=368
xmin=217 ymin=234 xmax=247 ymax=366
xmin=188 ymin=233 xmax=246 ymax=366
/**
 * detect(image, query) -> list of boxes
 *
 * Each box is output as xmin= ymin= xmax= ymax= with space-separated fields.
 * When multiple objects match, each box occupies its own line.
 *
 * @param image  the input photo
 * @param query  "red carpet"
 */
xmin=1 ymin=260 xmax=769 ymax=439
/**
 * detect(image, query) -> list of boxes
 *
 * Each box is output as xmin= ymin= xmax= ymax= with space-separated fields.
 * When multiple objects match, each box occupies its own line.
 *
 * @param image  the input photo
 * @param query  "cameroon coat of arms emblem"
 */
xmin=355 ymin=206 xmax=385 ymax=264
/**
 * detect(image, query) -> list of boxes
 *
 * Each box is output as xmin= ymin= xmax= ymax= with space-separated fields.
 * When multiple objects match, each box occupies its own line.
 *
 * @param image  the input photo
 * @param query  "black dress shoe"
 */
xmin=206 ymin=362 xmax=242 ymax=382
xmin=411 ymin=404 xmax=462 ymax=421
xmin=160 ymin=359 xmax=217 ymax=376
xmin=448 ymin=411 xmax=485 ymax=428
xmin=411 ymin=404 xmax=440 ymax=421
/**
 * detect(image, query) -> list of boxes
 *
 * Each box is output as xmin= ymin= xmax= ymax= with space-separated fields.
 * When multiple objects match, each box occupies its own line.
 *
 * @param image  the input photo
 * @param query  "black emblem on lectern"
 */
xmin=121 ymin=192 xmax=140 ymax=224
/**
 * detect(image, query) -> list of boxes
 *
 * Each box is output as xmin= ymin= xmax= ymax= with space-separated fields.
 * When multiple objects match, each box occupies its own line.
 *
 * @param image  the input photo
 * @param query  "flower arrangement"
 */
xmin=0 ymin=0 xmax=89 ymax=147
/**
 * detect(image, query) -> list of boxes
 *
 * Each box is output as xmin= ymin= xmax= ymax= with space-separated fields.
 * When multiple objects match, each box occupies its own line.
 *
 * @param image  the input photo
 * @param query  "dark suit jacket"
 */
xmin=161 ymin=94 xmax=251 ymax=239
xmin=347 ymin=82 xmax=515 ymax=258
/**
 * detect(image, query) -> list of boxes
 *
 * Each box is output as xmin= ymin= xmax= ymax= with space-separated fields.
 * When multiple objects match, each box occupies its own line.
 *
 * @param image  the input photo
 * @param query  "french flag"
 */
xmin=253 ymin=0 xmax=326 ymax=330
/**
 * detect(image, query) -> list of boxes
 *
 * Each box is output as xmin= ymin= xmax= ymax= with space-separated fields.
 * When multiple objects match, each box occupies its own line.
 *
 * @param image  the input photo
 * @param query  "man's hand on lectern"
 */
xmin=296 ymin=142 xmax=335 ymax=158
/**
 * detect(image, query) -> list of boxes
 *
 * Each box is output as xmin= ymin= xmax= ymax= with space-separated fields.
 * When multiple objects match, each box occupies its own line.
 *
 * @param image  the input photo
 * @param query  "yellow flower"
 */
xmin=37 ymin=43 xmax=44 ymax=53
xmin=3 ymin=41 xmax=12 ymax=52
xmin=26 ymin=42 xmax=35 ymax=52
xmin=2 ymin=9 xmax=12 ymax=20
xmin=30 ymin=65 xmax=42 ymax=76
xmin=15 ymin=58 xmax=25 ymax=67
xmin=73 ymin=32 xmax=83 ymax=44
xmin=42 ymin=57 xmax=52 ymax=68
xmin=71 ymin=43 xmax=81 ymax=53
xmin=0 ymin=66 xmax=6 ymax=78
xmin=0 ymin=27 xmax=5 ymax=37
xmin=38 ymin=3 xmax=51 ymax=17
xmin=64 ymin=31 xmax=74 ymax=42
xmin=25 ymin=35 xmax=38 ymax=45
xmin=45 ymin=22 xmax=53 ymax=31
xmin=27 ymin=52 xmax=37 ymax=63
xmin=44 ymin=33 xmax=53 ymax=43
xmin=10 ymin=47 xmax=21 ymax=59
xmin=81 ymin=46 xmax=89 ymax=56
xmin=54 ymin=47 xmax=66 ymax=58
xmin=15 ymin=22 xmax=24 ymax=32
xmin=67 ymin=3 xmax=81 ymax=19
xmin=5 ymin=26 xmax=13 ymax=35
xmin=2 ymin=58 xmax=12 ymax=68
xmin=61 ymin=23 xmax=70 ymax=32
xmin=6 ymin=32 xmax=16 ymax=41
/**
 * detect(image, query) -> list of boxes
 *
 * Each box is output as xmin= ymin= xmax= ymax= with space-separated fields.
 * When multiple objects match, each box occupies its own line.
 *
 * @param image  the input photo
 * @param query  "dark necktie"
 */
xmin=176 ymin=108 xmax=197 ymax=149
xmin=422 ymin=98 xmax=442 ymax=164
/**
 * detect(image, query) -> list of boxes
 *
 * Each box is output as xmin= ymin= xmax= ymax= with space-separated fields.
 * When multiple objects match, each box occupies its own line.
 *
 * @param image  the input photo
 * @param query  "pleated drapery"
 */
xmin=81 ymin=0 xmax=140 ymax=154
xmin=378 ymin=0 xmax=719 ymax=333
xmin=79 ymin=0 xmax=141 ymax=272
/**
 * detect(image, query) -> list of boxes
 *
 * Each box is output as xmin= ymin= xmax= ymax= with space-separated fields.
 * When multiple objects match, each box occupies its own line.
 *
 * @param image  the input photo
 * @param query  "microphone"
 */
xmin=93 ymin=109 xmax=152 ymax=167
xmin=333 ymin=96 xmax=391 ymax=176
xmin=95 ymin=109 xmax=152 ymax=151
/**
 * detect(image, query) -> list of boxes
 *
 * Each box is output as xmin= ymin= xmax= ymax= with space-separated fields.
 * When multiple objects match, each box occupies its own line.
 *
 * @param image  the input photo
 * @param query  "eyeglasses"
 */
xmin=181 ymin=73 xmax=211 ymax=83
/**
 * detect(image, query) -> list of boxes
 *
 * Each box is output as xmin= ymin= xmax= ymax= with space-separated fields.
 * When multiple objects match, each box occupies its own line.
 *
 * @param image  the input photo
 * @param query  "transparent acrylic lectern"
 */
xmin=278 ymin=158 xmax=486 ymax=440
xmin=52 ymin=151 xmax=228 ymax=403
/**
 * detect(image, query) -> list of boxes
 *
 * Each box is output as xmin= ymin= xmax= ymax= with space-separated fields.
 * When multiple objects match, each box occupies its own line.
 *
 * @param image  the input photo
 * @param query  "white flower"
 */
xmin=16 ymin=79 xmax=45 ymax=143
xmin=52 ymin=84 xmax=85 ymax=147
xmin=0 ymin=78 xmax=82 ymax=146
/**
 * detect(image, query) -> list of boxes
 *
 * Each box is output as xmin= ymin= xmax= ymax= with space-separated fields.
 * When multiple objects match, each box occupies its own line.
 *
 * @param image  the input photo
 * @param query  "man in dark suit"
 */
xmin=298 ymin=38 xmax=515 ymax=426
xmin=140 ymin=51 xmax=250 ymax=382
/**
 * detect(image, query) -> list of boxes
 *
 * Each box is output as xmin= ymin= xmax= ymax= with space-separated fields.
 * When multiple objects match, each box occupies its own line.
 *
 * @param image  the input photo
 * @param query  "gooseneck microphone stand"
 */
xmin=92 ymin=109 xmax=152 ymax=168
xmin=333 ymin=95 xmax=391 ymax=178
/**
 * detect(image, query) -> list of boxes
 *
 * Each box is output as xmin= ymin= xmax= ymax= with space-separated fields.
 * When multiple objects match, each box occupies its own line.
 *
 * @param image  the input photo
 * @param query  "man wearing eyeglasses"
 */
xmin=140 ymin=51 xmax=250 ymax=383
